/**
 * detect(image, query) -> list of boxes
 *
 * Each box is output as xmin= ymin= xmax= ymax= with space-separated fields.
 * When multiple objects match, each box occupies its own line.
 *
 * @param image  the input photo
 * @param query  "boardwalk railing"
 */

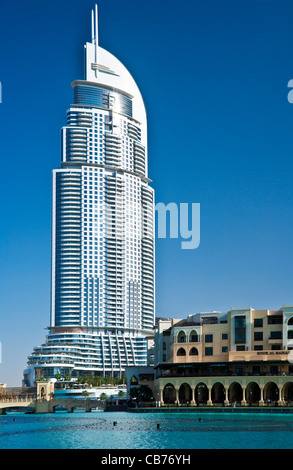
xmin=0 ymin=396 xmax=35 ymax=404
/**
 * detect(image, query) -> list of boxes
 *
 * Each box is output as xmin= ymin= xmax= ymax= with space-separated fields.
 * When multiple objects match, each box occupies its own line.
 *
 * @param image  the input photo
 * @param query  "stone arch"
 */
xmin=52 ymin=404 xmax=67 ymax=413
xmin=228 ymin=382 xmax=243 ymax=404
xmin=288 ymin=317 xmax=293 ymax=325
xmin=189 ymin=347 xmax=198 ymax=356
xmin=130 ymin=375 xmax=138 ymax=385
xmin=40 ymin=387 xmax=45 ymax=399
xmin=177 ymin=347 xmax=186 ymax=357
xmin=138 ymin=384 xmax=154 ymax=401
xmin=163 ymin=383 xmax=176 ymax=404
xmin=179 ymin=383 xmax=192 ymax=404
xmin=264 ymin=381 xmax=279 ymax=403
xmin=195 ymin=382 xmax=208 ymax=405
xmin=245 ymin=382 xmax=261 ymax=404
xmin=177 ymin=330 xmax=186 ymax=343
xmin=189 ymin=330 xmax=199 ymax=342
xmin=211 ymin=382 xmax=225 ymax=405
xmin=282 ymin=382 xmax=293 ymax=403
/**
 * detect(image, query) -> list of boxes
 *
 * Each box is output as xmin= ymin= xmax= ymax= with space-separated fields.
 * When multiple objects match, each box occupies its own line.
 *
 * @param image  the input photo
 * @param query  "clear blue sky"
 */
xmin=1 ymin=0 xmax=293 ymax=386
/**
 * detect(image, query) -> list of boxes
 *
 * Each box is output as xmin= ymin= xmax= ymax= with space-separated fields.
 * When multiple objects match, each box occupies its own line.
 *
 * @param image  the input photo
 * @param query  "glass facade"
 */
xmin=74 ymin=84 xmax=133 ymax=118
xmin=235 ymin=315 xmax=246 ymax=344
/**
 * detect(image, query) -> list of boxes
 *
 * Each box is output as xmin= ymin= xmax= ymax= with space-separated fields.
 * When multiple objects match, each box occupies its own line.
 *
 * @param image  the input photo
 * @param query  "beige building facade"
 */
xmin=128 ymin=306 xmax=293 ymax=406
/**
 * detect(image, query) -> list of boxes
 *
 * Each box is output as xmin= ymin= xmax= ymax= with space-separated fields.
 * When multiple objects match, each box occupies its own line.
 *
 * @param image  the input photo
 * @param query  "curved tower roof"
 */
xmin=81 ymin=4 xmax=147 ymax=151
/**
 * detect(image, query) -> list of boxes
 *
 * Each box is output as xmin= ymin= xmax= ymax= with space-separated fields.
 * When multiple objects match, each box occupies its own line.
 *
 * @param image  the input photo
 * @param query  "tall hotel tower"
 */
xmin=24 ymin=5 xmax=155 ymax=385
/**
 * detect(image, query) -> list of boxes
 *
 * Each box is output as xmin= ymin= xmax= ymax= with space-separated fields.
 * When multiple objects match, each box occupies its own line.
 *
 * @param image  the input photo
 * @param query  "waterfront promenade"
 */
xmin=2 ymin=379 xmax=293 ymax=415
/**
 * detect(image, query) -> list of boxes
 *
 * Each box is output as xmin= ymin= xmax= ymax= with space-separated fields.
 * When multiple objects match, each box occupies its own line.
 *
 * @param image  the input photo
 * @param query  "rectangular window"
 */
xmin=205 ymin=347 xmax=213 ymax=356
xmin=268 ymin=315 xmax=283 ymax=325
xmin=222 ymin=346 xmax=228 ymax=353
xmin=271 ymin=344 xmax=282 ymax=350
xmin=235 ymin=315 xmax=246 ymax=344
xmin=235 ymin=316 xmax=246 ymax=328
xmin=222 ymin=333 xmax=228 ymax=340
xmin=236 ymin=345 xmax=245 ymax=351
xmin=235 ymin=330 xmax=246 ymax=343
xmin=254 ymin=318 xmax=263 ymax=327
xmin=270 ymin=331 xmax=282 ymax=340
xmin=254 ymin=345 xmax=263 ymax=351
xmin=205 ymin=334 xmax=213 ymax=343
xmin=254 ymin=332 xmax=263 ymax=341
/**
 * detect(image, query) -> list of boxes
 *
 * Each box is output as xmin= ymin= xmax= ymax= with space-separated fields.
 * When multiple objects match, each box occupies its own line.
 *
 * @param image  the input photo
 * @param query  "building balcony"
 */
xmin=268 ymin=337 xmax=283 ymax=344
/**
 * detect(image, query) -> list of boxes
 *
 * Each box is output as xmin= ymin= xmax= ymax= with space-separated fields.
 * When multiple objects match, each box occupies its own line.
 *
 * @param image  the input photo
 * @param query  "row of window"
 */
xmin=178 ymin=331 xmax=285 ymax=344
xmin=237 ymin=315 xmax=284 ymax=328
xmin=178 ymin=333 xmax=228 ymax=343
xmin=254 ymin=331 xmax=283 ymax=340
xmin=236 ymin=344 xmax=283 ymax=351
xmin=255 ymin=315 xmax=284 ymax=326
xmin=176 ymin=346 xmax=227 ymax=357
xmin=174 ymin=344 xmax=284 ymax=359
xmin=184 ymin=331 xmax=283 ymax=343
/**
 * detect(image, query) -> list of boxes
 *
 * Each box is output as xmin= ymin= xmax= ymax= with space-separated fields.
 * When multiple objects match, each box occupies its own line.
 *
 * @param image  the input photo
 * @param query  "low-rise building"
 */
xmin=128 ymin=305 xmax=293 ymax=406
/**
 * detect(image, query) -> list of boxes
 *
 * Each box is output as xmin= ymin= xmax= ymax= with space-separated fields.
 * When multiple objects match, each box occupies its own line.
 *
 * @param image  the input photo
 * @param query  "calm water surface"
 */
xmin=1 ymin=410 xmax=293 ymax=449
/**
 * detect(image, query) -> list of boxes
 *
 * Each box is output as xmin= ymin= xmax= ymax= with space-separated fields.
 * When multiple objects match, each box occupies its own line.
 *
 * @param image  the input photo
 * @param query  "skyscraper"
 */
xmin=24 ymin=5 xmax=155 ymax=386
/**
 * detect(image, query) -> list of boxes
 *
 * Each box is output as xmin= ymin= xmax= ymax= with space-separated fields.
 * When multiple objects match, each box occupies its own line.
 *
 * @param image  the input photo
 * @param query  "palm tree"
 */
xmin=99 ymin=392 xmax=108 ymax=401
xmin=85 ymin=374 xmax=94 ymax=386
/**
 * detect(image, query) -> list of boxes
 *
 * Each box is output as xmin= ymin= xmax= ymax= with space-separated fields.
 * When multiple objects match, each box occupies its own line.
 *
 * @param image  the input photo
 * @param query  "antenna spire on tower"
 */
xmin=91 ymin=9 xmax=95 ymax=43
xmin=94 ymin=4 xmax=99 ymax=77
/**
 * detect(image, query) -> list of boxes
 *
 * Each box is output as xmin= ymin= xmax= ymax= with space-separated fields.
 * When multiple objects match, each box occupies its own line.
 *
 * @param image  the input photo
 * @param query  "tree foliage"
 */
xmin=99 ymin=393 xmax=108 ymax=401
xmin=130 ymin=385 xmax=153 ymax=401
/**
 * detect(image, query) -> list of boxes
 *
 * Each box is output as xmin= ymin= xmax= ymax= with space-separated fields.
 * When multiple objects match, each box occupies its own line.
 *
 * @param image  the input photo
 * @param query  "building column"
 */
xmin=191 ymin=387 xmax=195 ymax=406
xmin=175 ymin=387 xmax=179 ymax=405
xmin=259 ymin=385 xmax=264 ymax=406
xmin=159 ymin=388 xmax=164 ymax=406
xmin=207 ymin=386 xmax=212 ymax=406
xmin=278 ymin=385 xmax=283 ymax=405
xmin=241 ymin=385 xmax=247 ymax=406
xmin=224 ymin=386 xmax=229 ymax=406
